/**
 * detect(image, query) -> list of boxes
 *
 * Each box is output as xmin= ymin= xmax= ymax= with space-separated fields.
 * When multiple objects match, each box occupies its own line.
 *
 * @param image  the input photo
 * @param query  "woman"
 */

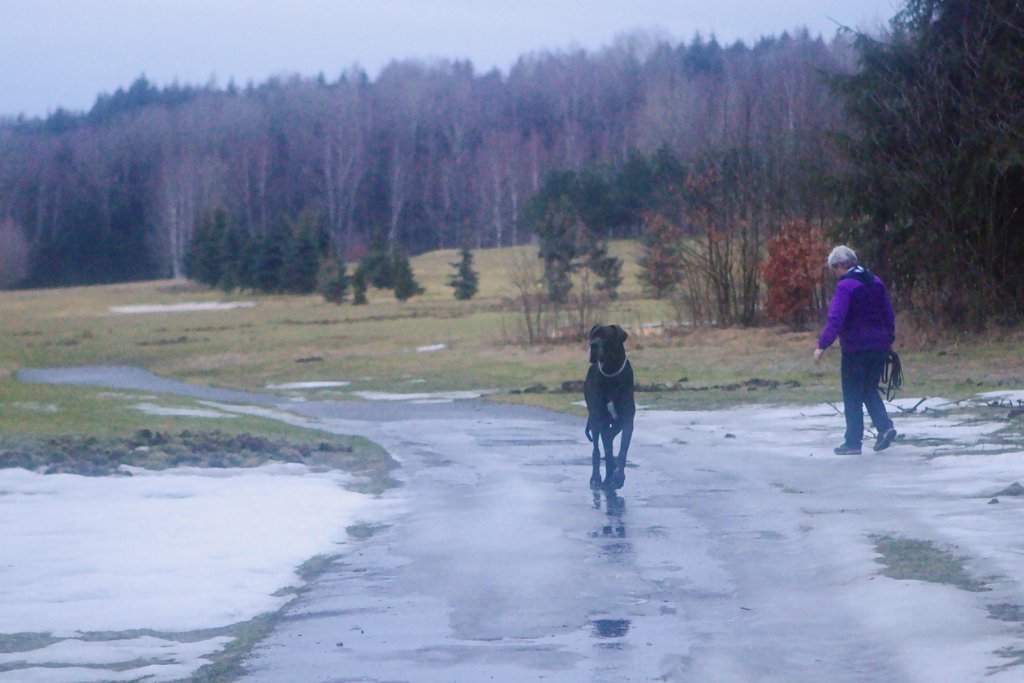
xmin=813 ymin=245 xmax=898 ymax=454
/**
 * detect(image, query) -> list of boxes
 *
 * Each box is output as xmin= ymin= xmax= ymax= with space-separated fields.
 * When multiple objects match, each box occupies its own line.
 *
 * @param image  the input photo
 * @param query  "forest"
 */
xmin=0 ymin=0 xmax=1021 ymax=329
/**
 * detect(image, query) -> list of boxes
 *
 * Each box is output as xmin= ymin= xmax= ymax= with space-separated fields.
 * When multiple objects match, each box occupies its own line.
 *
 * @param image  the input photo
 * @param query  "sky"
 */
xmin=0 ymin=0 xmax=900 ymax=119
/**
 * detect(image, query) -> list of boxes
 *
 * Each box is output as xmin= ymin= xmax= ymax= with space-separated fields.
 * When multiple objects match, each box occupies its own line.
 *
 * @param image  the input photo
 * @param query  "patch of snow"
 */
xmin=0 ymin=463 xmax=375 ymax=681
xmin=976 ymin=389 xmax=1024 ymax=404
xmin=134 ymin=402 xmax=236 ymax=419
xmin=416 ymin=344 xmax=447 ymax=353
xmin=109 ymin=302 xmax=255 ymax=315
xmin=196 ymin=401 xmax=324 ymax=429
xmin=352 ymin=390 xmax=488 ymax=402
xmin=0 ymin=636 xmax=233 ymax=683
xmin=6 ymin=402 xmax=59 ymax=413
xmin=95 ymin=392 xmax=156 ymax=400
xmin=266 ymin=381 xmax=351 ymax=390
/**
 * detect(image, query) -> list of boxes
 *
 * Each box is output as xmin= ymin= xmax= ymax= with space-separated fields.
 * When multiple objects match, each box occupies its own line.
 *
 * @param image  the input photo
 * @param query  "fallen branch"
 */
xmin=893 ymin=397 xmax=928 ymax=414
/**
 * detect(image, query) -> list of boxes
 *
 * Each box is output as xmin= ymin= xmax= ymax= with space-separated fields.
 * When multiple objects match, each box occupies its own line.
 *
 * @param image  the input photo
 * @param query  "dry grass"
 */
xmin=2 ymin=240 xmax=1022 ymax=418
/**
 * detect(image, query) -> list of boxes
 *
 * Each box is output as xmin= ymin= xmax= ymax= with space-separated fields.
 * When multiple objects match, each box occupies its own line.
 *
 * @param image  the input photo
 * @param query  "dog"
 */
xmin=583 ymin=324 xmax=635 ymax=490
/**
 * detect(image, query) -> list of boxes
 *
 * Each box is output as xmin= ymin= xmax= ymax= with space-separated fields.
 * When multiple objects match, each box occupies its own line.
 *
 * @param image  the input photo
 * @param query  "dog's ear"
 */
xmin=612 ymin=325 xmax=628 ymax=344
xmin=588 ymin=324 xmax=602 ymax=341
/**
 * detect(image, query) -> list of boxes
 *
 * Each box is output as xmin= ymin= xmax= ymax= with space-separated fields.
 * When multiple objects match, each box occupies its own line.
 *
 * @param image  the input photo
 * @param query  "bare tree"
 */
xmin=322 ymin=77 xmax=369 ymax=254
xmin=505 ymin=246 xmax=548 ymax=344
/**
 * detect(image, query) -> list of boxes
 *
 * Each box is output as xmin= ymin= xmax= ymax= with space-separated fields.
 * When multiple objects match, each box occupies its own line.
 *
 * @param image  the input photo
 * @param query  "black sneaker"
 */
xmin=833 ymin=443 xmax=862 ymax=455
xmin=874 ymin=428 xmax=898 ymax=452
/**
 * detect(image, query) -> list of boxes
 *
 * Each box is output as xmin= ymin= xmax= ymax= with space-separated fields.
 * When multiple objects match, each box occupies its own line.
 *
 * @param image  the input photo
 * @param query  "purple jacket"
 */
xmin=817 ymin=267 xmax=895 ymax=353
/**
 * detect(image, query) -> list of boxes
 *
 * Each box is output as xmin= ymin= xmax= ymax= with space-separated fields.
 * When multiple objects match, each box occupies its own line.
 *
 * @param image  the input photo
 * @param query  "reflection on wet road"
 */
xmin=234 ymin=398 xmax=717 ymax=683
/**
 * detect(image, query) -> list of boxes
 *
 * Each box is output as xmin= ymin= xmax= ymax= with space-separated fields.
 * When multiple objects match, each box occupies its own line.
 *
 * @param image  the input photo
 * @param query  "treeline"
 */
xmin=2 ymin=0 xmax=1021 ymax=331
xmin=833 ymin=0 xmax=1024 ymax=328
xmin=0 ymin=28 xmax=850 ymax=287
xmin=186 ymin=208 xmax=424 ymax=303
xmin=518 ymin=0 xmax=1024 ymax=331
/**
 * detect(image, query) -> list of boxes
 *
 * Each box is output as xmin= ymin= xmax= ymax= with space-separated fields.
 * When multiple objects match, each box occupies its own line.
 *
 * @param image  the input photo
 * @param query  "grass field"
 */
xmin=2 ymin=240 xmax=1023 ymax=439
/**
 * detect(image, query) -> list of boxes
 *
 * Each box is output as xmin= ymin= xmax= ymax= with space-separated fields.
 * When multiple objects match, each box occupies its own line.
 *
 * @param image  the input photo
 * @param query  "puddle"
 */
xmin=591 ymin=619 xmax=631 ymax=638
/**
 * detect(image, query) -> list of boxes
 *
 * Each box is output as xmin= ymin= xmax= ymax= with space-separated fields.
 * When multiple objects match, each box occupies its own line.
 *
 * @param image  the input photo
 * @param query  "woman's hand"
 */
xmin=813 ymin=348 xmax=824 ymax=364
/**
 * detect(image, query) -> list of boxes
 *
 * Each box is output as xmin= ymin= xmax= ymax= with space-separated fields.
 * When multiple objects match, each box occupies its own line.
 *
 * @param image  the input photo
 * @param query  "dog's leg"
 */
xmin=610 ymin=418 xmax=633 ymax=489
xmin=600 ymin=428 xmax=616 ymax=489
xmin=589 ymin=421 xmax=603 ymax=489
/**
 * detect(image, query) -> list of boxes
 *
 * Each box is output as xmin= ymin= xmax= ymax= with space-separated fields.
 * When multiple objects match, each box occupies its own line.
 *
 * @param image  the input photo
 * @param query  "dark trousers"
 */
xmin=840 ymin=349 xmax=894 ymax=447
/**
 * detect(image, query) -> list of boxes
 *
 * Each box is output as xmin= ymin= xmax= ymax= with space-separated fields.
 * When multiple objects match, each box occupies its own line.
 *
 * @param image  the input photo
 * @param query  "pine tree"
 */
xmin=359 ymin=246 xmax=395 ymax=290
xmin=447 ymin=246 xmax=479 ymax=300
xmin=317 ymin=256 xmax=349 ymax=304
xmin=216 ymin=225 xmax=243 ymax=292
xmin=237 ymin=235 xmax=263 ymax=291
xmin=256 ymin=223 xmax=289 ymax=293
xmin=351 ymin=265 xmax=368 ymax=305
xmin=392 ymin=253 xmax=424 ymax=301
xmin=637 ymin=213 xmax=687 ymax=298
xmin=588 ymin=247 xmax=622 ymax=301
xmin=186 ymin=208 xmax=229 ymax=287
xmin=282 ymin=214 xmax=322 ymax=294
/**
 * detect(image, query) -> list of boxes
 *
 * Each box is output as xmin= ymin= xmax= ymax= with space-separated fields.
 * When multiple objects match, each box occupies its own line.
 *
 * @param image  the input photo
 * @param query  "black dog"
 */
xmin=584 ymin=324 xmax=635 ymax=490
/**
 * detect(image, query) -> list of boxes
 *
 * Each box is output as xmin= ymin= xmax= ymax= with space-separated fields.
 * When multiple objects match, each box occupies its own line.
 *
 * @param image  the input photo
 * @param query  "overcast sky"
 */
xmin=1 ymin=0 xmax=899 ymax=119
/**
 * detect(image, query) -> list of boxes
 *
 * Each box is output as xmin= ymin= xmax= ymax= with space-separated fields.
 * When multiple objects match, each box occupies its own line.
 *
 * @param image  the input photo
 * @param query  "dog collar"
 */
xmin=598 ymin=357 xmax=628 ymax=378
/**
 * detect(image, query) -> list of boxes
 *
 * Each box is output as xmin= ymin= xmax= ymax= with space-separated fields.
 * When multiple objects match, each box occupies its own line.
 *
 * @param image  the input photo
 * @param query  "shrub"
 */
xmin=761 ymin=220 xmax=829 ymax=328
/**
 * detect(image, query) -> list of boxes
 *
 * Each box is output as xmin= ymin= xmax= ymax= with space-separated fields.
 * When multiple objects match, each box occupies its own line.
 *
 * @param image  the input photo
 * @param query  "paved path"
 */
xmin=19 ymin=367 xmax=1024 ymax=682
xmin=240 ymin=399 xmax=1019 ymax=683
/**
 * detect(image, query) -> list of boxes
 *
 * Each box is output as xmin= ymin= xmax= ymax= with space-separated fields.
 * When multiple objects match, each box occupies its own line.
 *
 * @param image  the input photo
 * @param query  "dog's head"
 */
xmin=588 ymin=324 xmax=628 ymax=365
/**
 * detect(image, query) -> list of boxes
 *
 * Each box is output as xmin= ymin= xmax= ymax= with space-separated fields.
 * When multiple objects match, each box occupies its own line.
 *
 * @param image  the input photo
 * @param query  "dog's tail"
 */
xmin=585 ymin=424 xmax=594 ymax=443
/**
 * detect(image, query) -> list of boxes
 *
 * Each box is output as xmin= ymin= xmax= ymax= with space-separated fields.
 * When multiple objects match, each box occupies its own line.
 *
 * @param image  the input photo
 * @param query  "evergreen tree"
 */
xmin=392 ymin=253 xmax=424 ymax=301
xmin=447 ymin=246 xmax=479 ymax=300
xmin=588 ymin=248 xmax=622 ymax=301
xmin=237 ymin=235 xmax=263 ymax=291
xmin=831 ymin=0 xmax=1024 ymax=327
xmin=216 ymin=225 xmax=243 ymax=292
xmin=282 ymin=212 xmax=323 ymax=294
xmin=317 ymin=256 xmax=349 ymax=304
xmin=256 ymin=223 xmax=289 ymax=293
xmin=637 ymin=213 xmax=687 ymax=298
xmin=186 ymin=208 xmax=229 ymax=287
xmin=359 ymin=245 xmax=395 ymax=290
xmin=351 ymin=264 xmax=368 ymax=305
xmin=528 ymin=171 xmax=621 ymax=303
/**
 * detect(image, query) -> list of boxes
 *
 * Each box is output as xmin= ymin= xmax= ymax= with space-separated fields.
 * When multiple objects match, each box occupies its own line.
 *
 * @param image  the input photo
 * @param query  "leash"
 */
xmin=598 ymin=357 xmax=629 ymax=378
xmin=881 ymin=350 xmax=903 ymax=401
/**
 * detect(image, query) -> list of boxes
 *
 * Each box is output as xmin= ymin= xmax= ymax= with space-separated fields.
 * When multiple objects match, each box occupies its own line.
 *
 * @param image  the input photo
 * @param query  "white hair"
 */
xmin=827 ymin=245 xmax=858 ymax=269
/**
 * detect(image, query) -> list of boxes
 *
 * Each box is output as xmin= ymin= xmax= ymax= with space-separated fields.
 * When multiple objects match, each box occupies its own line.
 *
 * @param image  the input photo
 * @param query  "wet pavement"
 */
xmin=248 ymin=400 xmax=700 ymax=683
xmin=18 ymin=367 xmax=1024 ymax=683
xmin=256 ymin=398 xmax=894 ymax=683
